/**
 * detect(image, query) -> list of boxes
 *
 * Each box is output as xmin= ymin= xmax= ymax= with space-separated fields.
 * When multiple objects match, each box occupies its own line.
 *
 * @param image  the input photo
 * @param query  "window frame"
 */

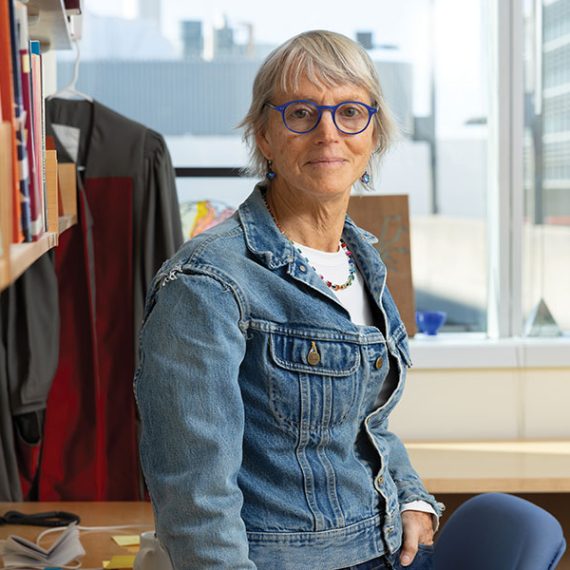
xmin=488 ymin=0 xmax=525 ymax=340
xmin=411 ymin=0 xmax=570 ymax=368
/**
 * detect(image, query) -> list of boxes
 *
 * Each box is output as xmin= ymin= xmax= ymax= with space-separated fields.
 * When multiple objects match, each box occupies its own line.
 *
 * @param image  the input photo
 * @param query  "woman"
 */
xmin=135 ymin=30 xmax=443 ymax=570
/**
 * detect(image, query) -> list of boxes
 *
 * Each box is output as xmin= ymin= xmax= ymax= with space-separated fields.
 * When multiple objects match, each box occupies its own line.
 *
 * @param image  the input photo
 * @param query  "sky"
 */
xmin=83 ymin=0 xmax=487 ymax=134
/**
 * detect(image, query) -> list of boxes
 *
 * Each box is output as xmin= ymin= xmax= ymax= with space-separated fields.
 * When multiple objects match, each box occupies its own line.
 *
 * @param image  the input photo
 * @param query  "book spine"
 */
xmin=29 ymin=40 xmax=45 ymax=236
xmin=0 ymin=0 xmax=22 ymax=243
xmin=9 ymin=0 xmax=32 ymax=242
xmin=18 ymin=3 xmax=42 ymax=241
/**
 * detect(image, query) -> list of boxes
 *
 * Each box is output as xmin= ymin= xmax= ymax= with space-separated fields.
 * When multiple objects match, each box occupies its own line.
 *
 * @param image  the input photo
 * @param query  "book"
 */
xmin=17 ymin=1 xmax=43 ymax=241
xmin=0 ymin=92 xmax=2 ymax=261
xmin=45 ymin=150 xmax=59 ymax=233
xmin=0 ymin=122 xmax=13 ymax=269
xmin=0 ymin=0 xmax=21 ymax=243
xmin=30 ymin=40 xmax=46 ymax=234
xmin=0 ymin=524 xmax=86 ymax=567
xmin=9 ymin=0 xmax=32 ymax=242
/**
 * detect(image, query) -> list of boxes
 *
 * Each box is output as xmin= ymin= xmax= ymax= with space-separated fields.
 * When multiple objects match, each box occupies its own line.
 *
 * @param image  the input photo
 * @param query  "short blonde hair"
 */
xmin=239 ymin=29 xmax=398 ymax=187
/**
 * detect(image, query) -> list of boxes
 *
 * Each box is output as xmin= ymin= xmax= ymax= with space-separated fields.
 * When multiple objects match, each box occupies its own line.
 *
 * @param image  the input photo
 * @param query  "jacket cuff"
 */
xmin=401 ymin=500 xmax=440 ymax=532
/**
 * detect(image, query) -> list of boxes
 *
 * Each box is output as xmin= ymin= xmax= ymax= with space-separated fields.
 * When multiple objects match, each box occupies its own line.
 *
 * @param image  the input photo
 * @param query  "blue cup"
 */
xmin=416 ymin=310 xmax=447 ymax=335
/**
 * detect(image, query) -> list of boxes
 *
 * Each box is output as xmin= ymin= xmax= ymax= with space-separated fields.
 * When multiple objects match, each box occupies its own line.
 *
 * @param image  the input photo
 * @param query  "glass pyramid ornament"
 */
xmin=524 ymin=298 xmax=563 ymax=337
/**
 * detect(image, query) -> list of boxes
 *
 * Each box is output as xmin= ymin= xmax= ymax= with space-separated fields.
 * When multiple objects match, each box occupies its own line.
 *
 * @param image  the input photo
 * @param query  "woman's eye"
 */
xmin=292 ymin=108 xmax=310 ymax=118
xmin=339 ymin=105 xmax=361 ymax=118
xmin=286 ymin=104 xmax=316 ymax=121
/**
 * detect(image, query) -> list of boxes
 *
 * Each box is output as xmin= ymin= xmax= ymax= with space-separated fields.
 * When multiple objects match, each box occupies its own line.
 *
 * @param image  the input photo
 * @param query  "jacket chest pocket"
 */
xmin=267 ymin=333 xmax=361 ymax=433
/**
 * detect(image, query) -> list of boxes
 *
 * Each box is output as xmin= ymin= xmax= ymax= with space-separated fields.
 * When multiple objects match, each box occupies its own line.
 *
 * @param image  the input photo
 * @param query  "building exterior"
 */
xmin=530 ymin=0 xmax=570 ymax=223
xmin=57 ymin=59 xmax=414 ymax=138
xmin=181 ymin=21 xmax=203 ymax=59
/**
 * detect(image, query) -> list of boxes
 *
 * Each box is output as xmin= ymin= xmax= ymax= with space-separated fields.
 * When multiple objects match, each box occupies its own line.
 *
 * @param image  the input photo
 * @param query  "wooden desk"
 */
xmin=406 ymin=441 xmax=570 ymax=570
xmin=0 ymin=502 xmax=153 ymax=568
xmin=2 ymin=443 xmax=569 ymax=567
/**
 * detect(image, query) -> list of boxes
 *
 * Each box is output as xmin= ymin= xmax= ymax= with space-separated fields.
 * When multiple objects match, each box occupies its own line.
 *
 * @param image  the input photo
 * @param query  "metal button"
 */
xmin=299 ymin=264 xmax=307 ymax=272
xmin=376 ymin=474 xmax=384 ymax=486
xmin=307 ymin=341 xmax=321 ymax=366
xmin=375 ymin=356 xmax=384 ymax=369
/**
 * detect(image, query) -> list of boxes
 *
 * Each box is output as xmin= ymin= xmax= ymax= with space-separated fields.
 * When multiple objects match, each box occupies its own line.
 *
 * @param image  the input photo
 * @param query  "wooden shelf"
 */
xmin=9 ymin=232 xmax=59 ymax=283
xmin=27 ymin=0 xmax=72 ymax=50
xmin=59 ymin=213 xmax=77 ymax=234
xmin=0 ymin=213 xmax=77 ymax=291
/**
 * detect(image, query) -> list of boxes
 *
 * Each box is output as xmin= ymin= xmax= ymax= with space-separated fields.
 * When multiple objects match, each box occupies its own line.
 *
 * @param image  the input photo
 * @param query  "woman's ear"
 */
xmin=255 ymin=129 xmax=272 ymax=161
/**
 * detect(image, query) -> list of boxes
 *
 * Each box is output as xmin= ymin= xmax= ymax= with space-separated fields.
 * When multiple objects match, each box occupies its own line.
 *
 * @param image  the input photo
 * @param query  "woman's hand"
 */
xmin=400 ymin=510 xmax=435 ymax=567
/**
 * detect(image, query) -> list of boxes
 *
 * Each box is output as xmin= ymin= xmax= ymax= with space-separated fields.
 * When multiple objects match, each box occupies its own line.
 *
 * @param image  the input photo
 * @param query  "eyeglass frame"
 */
xmin=266 ymin=99 xmax=379 ymax=135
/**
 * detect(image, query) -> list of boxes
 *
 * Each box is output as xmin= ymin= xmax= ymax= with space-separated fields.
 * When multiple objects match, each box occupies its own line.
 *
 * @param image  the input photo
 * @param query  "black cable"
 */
xmin=0 ymin=510 xmax=80 ymax=527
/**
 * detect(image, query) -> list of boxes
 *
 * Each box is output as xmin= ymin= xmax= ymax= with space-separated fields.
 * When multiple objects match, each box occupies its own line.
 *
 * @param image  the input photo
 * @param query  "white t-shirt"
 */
xmin=294 ymin=241 xmax=373 ymax=325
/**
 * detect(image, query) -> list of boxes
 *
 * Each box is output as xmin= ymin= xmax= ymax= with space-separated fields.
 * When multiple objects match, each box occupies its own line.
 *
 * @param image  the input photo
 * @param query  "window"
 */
xmin=55 ymin=0 xmax=570 ymax=340
xmin=523 ymin=0 xmax=570 ymax=334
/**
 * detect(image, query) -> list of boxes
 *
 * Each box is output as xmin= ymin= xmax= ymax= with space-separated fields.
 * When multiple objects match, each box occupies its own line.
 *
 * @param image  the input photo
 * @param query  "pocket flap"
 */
xmin=269 ymin=333 xmax=360 ymax=377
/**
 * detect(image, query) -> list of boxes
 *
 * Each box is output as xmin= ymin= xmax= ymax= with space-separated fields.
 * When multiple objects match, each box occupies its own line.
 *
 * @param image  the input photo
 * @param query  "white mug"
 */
xmin=134 ymin=530 xmax=174 ymax=570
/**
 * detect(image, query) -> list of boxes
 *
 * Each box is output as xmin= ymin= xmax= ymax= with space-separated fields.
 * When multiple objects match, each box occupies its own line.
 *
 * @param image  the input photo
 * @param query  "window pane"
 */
xmin=57 ymin=0 xmax=489 ymax=333
xmin=523 ymin=0 xmax=570 ymax=333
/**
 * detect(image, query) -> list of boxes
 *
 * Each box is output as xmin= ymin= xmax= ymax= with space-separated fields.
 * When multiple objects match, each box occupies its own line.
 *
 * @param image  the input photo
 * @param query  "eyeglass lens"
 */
xmin=283 ymin=101 xmax=372 ymax=134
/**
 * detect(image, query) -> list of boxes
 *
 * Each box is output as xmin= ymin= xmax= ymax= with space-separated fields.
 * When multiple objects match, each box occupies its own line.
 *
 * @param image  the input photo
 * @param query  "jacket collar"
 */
xmin=238 ymin=184 xmax=379 ymax=270
xmin=238 ymin=184 xmax=296 ymax=269
xmin=239 ymin=184 xmax=386 ymax=319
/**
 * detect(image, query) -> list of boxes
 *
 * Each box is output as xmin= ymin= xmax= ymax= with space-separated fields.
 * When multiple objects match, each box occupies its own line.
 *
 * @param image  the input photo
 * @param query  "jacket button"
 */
xmin=307 ymin=341 xmax=321 ymax=366
xmin=376 ymin=474 xmax=384 ymax=485
xmin=375 ymin=356 xmax=383 ymax=369
xmin=299 ymin=264 xmax=307 ymax=272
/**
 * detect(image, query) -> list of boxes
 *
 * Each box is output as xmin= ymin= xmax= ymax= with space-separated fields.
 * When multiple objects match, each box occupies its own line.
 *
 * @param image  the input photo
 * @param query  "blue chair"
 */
xmin=434 ymin=493 xmax=566 ymax=569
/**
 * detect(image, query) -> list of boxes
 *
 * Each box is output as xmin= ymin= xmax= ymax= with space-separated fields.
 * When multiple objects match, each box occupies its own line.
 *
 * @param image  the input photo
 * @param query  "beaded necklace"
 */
xmin=263 ymin=192 xmax=356 ymax=291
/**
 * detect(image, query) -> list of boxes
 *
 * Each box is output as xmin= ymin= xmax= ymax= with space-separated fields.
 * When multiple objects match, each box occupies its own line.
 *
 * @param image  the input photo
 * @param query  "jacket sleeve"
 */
xmin=134 ymin=268 xmax=256 ymax=570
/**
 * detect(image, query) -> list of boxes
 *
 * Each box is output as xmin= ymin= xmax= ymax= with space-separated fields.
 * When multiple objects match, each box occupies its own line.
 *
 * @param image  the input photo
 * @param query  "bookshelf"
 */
xmin=0 ymin=0 xmax=77 ymax=293
xmin=0 ymin=155 xmax=78 ymax=292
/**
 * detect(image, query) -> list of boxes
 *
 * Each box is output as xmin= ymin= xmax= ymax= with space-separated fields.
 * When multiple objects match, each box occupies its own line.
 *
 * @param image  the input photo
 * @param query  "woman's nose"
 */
xmin=313 ymin=110 xmax=340 ymax=140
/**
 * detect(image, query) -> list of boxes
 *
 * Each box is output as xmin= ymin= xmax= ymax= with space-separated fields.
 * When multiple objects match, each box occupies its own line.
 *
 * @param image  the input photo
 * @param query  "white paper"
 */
xmin=1 ymin=524 xmax=85 ymax=567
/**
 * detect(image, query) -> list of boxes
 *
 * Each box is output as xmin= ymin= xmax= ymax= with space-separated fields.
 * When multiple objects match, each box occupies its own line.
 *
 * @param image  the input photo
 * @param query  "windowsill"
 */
xmin=409 ymin=333 xmax=570 ymax=369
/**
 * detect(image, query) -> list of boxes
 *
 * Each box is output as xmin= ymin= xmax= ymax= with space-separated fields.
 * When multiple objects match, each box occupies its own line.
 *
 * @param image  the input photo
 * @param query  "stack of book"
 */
xmin=0 ymin=0 xmax=80 ymax=292
xmin=1 ymin=1 xmax=47 ymax=246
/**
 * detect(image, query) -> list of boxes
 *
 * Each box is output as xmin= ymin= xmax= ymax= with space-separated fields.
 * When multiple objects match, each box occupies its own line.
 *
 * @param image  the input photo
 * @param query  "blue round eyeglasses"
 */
xmin=267 ymin=99 xmax=378 ymax=135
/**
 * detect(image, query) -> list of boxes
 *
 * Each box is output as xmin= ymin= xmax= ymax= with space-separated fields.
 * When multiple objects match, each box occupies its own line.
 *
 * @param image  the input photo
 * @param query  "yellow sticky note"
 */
xmin=104 ymin=555 xmax=136 ymax=569
xmin=112 ymin=535 xmax=141 ymax=547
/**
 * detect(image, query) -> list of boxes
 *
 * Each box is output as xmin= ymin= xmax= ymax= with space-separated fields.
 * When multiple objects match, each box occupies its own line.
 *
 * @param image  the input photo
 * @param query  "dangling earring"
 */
xmin=266 ymin=160 xmax=276 ymax=181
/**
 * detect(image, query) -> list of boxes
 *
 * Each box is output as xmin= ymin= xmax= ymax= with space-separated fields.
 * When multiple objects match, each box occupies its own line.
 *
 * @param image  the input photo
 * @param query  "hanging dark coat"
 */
xmin=39 ymin=99 xmax=183 ymax=500
xmin=0 ymin=253 xmax=59 ymax=501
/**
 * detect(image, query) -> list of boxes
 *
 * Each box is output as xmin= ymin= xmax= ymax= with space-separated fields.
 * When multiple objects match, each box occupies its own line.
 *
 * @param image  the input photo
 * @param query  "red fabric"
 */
xmin=89 ymin=177 xmax=137 ymax=499
xmin=39 ymin=177 xmax=138 ymax=500
xmin=15 ymin=433 xmax=41 ymax=499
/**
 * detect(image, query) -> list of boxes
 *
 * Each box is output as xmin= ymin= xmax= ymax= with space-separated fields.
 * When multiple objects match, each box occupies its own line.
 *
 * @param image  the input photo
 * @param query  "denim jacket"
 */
xmin=134 ymin=185 xmax=442 ymax=570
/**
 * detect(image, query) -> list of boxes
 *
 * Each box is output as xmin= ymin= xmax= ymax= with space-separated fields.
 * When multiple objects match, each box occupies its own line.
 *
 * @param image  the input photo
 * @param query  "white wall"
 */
xmin=391 ymin=367 xmax=570 ymax=440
